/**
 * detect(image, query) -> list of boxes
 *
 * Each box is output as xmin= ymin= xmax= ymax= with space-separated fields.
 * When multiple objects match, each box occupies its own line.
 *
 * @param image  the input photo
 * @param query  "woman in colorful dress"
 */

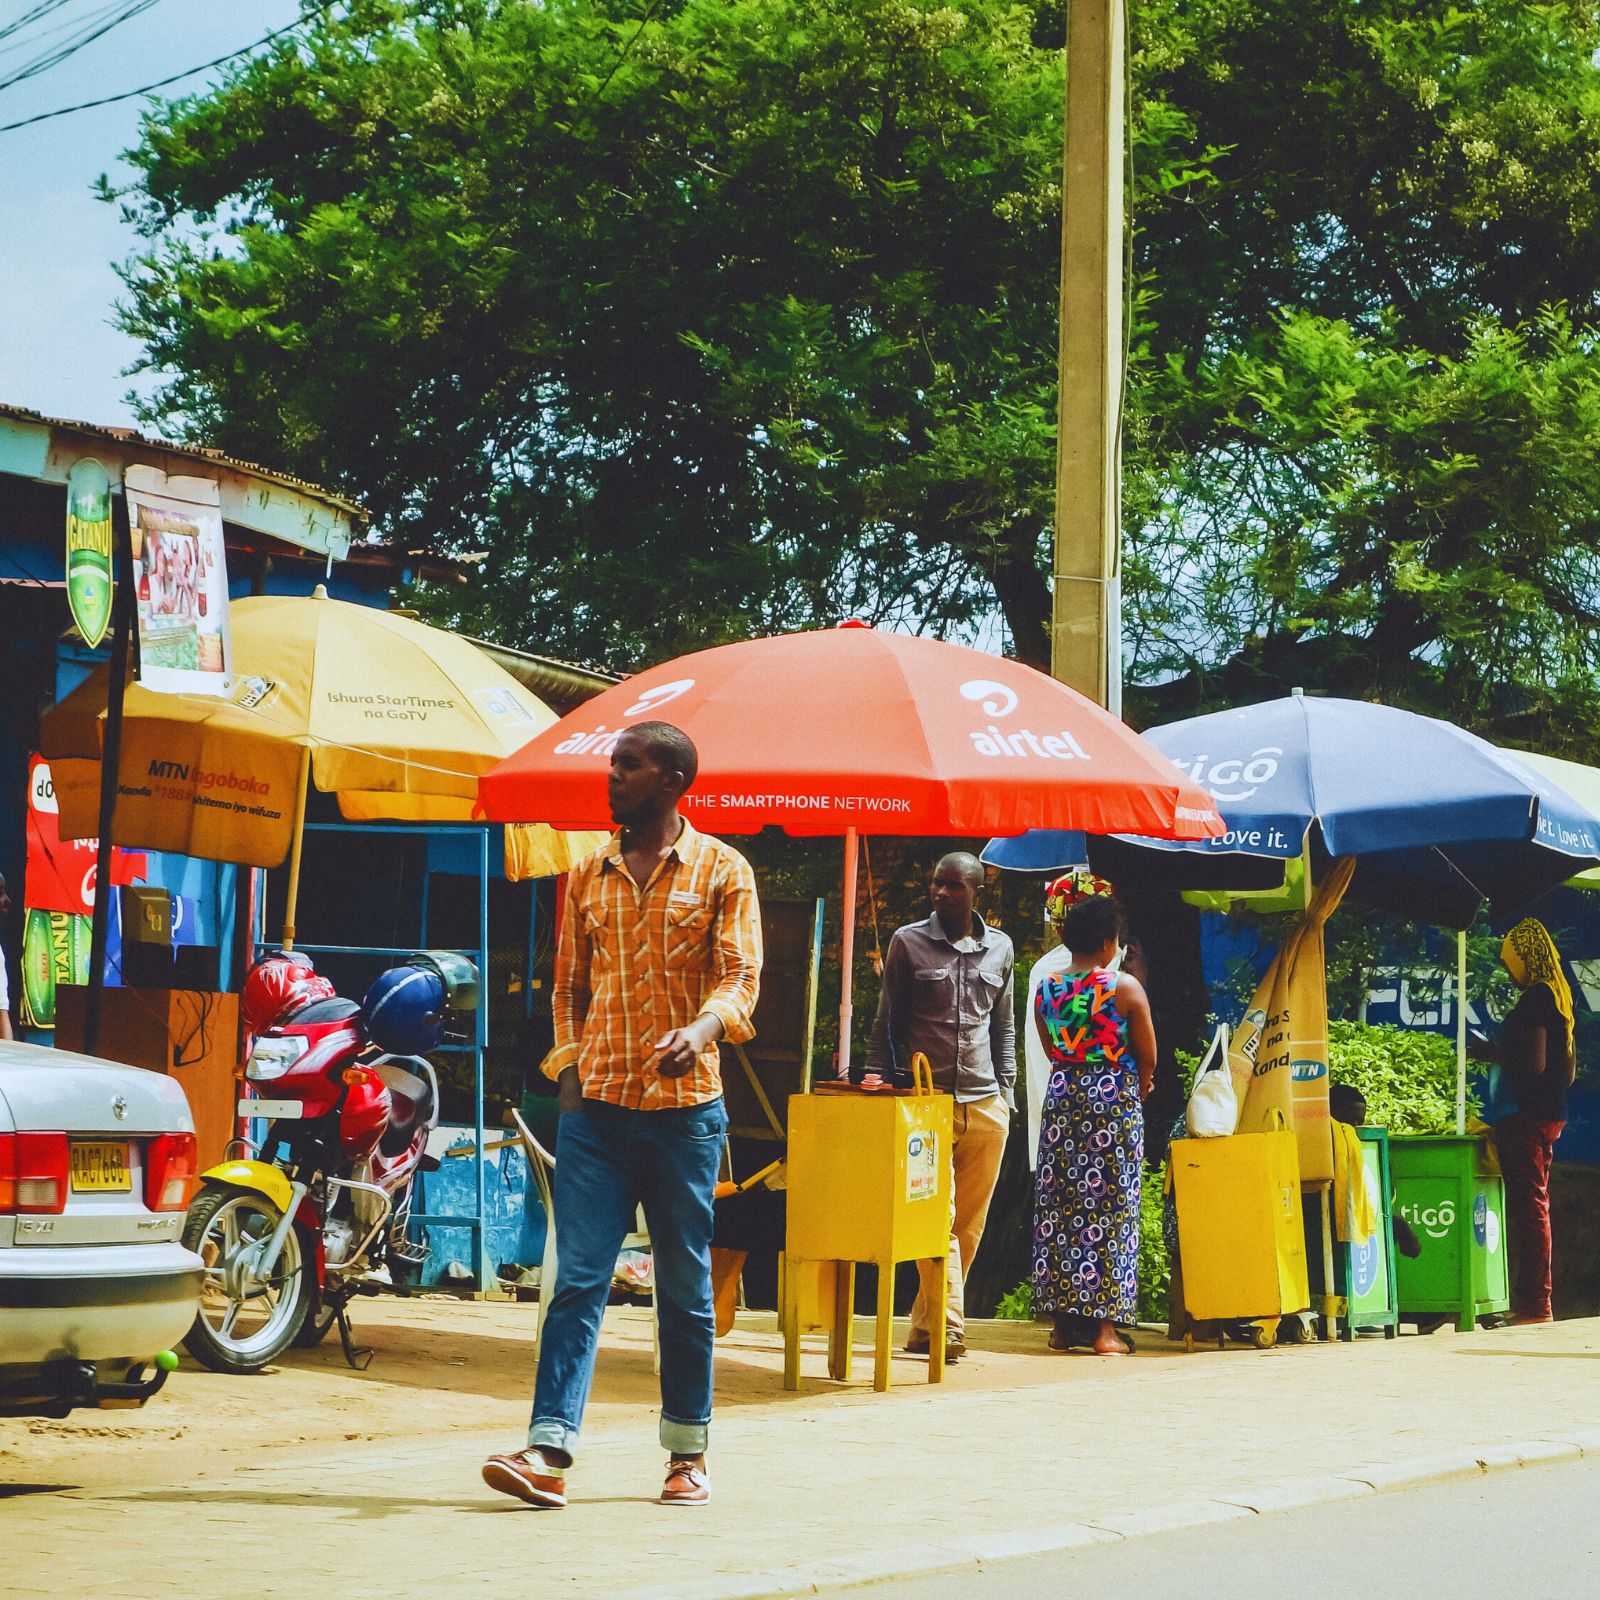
xmin=1024 ymin=869 xmax=1146 ymax=1185
xmin=1032 ymin=895 xmax=1156 ymax=1355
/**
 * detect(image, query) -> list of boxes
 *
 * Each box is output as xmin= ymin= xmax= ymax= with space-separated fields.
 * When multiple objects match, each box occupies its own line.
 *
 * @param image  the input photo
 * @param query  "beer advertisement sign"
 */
xmin=65 ymin=457 xmax=113 ymax=648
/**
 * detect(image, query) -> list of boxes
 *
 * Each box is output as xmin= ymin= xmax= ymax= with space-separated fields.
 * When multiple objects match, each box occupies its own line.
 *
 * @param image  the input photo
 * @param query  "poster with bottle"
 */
xmin=125 ymin=463 xmax=232 ymax=697
xmin=64 ymin=457 xmax=113 ymax=648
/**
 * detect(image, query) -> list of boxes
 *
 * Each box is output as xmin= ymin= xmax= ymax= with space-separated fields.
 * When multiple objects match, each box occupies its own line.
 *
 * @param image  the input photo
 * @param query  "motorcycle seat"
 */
xmin=376 ymin=1059 xmax=436 ymax=1155
xmin=292 ymin=997 xmax=363 ymax=1024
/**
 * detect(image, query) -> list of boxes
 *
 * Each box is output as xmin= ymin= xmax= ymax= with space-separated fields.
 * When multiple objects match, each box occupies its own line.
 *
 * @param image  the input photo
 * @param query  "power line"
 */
xmin=0 ymin=2 xmax=79 ymax=48
xmin=0 ymin=1 xmax=133 ymax=64
xmin=0 ymin=0 xmax=167 ymax=95
xmin=0 ymin=0 xmax=339 ymax=134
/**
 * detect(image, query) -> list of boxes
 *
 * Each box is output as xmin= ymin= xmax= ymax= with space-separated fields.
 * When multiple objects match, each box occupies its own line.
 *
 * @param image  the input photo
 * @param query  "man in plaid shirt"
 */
xmin=485 ymin=722 xmax=761 ymax=1510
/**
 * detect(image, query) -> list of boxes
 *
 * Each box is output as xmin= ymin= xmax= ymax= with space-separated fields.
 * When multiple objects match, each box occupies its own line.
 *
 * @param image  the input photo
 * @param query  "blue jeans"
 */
xmin=528 ymin=1096 xmax=726 ymax=1461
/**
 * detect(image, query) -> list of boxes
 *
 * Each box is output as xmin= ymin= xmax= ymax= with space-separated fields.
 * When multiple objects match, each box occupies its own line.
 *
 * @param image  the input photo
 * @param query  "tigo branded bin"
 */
xmin=1390 ymin=1134 xmax=1508 ymax=1331
xmin=1172 ymin=1128 xmax=1310 ymax=1349
xmin=1303 ymin=1128 xmax=1399 ymax=1338
xmin=783 ymin=1059 xmax=952 ymax=1391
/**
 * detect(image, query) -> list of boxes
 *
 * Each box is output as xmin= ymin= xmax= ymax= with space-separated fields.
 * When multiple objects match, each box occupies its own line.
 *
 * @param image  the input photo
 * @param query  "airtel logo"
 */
xmin=1174 ymin=746 xmax=1283 ymax=802
xmin=959 ymin=679 xmax=1018 ymax=719
xmin=624 ymin=679 xmax=695 ymax=718
xmin=959 ymin=678 xmax=1091 ymax=763
xmin=552 ymin=678 xmax=699 ymax=760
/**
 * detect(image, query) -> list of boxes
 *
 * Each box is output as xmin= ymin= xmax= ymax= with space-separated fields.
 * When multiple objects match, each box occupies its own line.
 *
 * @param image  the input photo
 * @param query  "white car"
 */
xmin=0 ymin=1037 xmax=204 ymax=1417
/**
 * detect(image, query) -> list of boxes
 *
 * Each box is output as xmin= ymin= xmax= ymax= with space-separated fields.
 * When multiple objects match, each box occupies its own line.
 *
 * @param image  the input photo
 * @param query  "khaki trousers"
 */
xmin=911 ymin=1093 xmax=1010 ymax=1340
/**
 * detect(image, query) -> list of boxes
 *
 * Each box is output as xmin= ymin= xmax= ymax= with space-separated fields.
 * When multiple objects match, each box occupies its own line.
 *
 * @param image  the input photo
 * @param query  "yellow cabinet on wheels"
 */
xmin=1171 ymin=1128 xmax=1310 ymax=1349
xmin=783 ymin=1060 xmax=952 ymax=1391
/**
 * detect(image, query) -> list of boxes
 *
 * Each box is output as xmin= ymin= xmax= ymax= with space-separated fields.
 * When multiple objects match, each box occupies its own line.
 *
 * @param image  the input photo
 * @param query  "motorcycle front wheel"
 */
xmin=291 ymin=1297 xmax=339 ymax=1348
xmin=183 ymin=1184 xmax=311 ymax=1373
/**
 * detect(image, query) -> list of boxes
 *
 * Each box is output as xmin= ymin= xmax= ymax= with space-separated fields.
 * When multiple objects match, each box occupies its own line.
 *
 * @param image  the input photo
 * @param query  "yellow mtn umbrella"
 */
xmin=41 ymin=586 xmax=601 ymax=945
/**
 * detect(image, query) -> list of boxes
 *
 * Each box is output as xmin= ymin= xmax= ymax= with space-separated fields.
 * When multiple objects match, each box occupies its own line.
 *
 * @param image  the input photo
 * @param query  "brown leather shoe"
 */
xmin=482 ymin=1448 xmax=567 ymax=1509
xmin=660 ymin=1458 xmax=711 ymax=1506
xmin=906 ymin=1329 xmax=964 ymax=1362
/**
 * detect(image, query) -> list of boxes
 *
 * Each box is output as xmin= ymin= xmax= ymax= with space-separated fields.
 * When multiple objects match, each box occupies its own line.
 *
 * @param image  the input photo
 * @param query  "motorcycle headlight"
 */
xmin=246 ymin=1035 xmax=309 ymax=1081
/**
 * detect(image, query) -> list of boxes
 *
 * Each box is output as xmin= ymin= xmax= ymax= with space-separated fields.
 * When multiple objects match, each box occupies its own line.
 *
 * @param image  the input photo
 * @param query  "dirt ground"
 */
xmin=0 ymin=1290 xmax=1101 ymax=1497
xmin=3 ymin=1292 xmax=603 ymax=1492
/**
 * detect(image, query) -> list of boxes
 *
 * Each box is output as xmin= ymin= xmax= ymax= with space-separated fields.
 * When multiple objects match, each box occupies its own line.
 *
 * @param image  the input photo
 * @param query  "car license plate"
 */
xmin=239 ymin=1098 xmax=303 ymax=1120
xmin=70 ymin=1141 xmax=131 ymax=1192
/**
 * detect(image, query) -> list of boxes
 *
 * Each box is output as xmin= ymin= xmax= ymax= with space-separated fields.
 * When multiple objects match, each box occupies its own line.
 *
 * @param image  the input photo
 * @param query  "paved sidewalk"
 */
xmin=3 ymin=1301 xmax=1597 ymax=1600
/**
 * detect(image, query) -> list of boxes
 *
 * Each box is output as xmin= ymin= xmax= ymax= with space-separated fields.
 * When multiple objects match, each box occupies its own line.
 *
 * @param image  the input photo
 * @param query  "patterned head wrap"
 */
xmin=1500 ymin=918 xmax=1575 ymax=1058
xmin=1044 ymin=869 xmax=1116 ymax=925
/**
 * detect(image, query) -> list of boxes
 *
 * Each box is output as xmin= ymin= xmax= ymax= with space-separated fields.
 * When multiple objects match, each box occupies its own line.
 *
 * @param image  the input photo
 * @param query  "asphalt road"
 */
xmin=849 ymin=1456 xmax=1600 ymax=1599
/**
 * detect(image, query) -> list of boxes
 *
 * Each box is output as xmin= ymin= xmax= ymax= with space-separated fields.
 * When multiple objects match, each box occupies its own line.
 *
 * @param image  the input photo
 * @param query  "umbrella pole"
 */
xmin=838 ymin=827 xmax=859 ymax=1077
xmin=280 ymin=748 xmax=312 ymax=951
xmin=1456 ymin=927 xmax=1468 ymax=1136
xmin=83 ymin=487 xmax=136 ymax=1057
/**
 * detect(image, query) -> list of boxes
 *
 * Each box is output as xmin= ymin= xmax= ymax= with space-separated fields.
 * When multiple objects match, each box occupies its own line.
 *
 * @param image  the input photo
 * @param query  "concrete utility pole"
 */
xmin=1051 ymin=0 xmax=1125 ymax=714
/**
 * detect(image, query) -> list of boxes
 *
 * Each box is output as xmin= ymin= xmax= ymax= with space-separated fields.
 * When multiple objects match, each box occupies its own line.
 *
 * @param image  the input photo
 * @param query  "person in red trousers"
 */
xmin=1494 ymin=919 xmax=1576 ymax=1325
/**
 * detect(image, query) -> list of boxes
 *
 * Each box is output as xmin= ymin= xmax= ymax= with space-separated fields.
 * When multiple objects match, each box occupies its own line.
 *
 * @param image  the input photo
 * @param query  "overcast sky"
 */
xmin=0 ymin=0 xmax=302 ymax=430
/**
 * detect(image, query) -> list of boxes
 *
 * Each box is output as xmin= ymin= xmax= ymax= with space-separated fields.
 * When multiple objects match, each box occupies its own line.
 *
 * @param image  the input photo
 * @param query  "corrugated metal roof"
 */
xmin=465 ymin=634 xmax=621 ymax=712
xmin=0 ymin=400 xmax=366 ymax=520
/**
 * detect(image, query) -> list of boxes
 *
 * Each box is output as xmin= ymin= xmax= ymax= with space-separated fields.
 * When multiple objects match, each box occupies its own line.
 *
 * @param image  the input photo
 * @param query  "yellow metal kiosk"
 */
xmin=1171 ymin=1125 xmax=1311 ymax=1348
xmin=782 ymin=1059 xmax=952 ymax=1391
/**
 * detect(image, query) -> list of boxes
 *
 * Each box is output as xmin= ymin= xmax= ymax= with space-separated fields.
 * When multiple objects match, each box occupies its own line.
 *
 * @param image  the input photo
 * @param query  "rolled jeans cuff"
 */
xmin=528 ymin=1418 xmax=580 ymax=1459
xmin=660 ymin=1413 xmax=709 ymax=1455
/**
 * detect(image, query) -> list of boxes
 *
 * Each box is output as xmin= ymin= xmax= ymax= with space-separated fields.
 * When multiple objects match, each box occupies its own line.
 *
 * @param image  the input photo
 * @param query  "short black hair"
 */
xmin=1329 ymin=1083 xmax=1367 ymax=1126
xmin=934 ymin=851 xmax=984 ymax=889
xmin=1060 ymin=895 xmax=1120 ymax=956
xmin=626 ymin=720 xmax=699 ymax=792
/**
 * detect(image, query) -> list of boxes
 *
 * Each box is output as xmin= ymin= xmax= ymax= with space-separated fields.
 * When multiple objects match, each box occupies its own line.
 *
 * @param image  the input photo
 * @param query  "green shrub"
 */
xmin=1326 ymin=1020 xmax=1476 ymax=1133
xmin=1137 ymin=1175 xmax=1170 ymax=1323
xmin=994 ymin=1278 xmax=1035 ymax=1321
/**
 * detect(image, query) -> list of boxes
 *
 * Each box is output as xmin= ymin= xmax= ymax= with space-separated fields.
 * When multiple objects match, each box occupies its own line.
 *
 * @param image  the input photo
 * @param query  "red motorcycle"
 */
xmin=181 ymin=951 xmax=476 ymax=1373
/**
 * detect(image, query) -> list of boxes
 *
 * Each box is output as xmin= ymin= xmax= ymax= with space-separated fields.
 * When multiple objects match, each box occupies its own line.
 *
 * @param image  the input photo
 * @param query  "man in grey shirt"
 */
xmin=866 ymin=852 xmax=1015 ymax=1361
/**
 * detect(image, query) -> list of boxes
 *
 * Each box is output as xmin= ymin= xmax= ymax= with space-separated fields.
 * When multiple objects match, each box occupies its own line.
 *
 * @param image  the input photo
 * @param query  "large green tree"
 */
xmin=112 ymin=0 xmax=1600 ymax=744
xmin=114 ymin=0 xmax=1072 ymax=669
xmin=1127 ymin=0 xmax=1600 ymax=746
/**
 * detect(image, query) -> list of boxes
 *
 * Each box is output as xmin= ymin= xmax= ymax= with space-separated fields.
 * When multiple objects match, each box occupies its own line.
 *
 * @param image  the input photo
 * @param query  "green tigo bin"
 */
xmin=1390 ymin=1134 xmax=1509 ymax=1332
xmin=1302 ymin=1129 xmax=1399 ymax=1339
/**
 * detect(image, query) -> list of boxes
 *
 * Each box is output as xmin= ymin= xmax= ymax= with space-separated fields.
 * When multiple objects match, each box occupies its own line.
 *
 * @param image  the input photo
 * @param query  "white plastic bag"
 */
xmin=1185 ymin=1023 xmax=1236 ymax=1138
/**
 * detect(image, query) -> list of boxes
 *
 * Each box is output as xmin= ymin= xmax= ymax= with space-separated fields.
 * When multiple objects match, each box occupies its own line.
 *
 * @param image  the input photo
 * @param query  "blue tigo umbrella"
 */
xmin=984 ymin=693 xmax=1600 ymax=926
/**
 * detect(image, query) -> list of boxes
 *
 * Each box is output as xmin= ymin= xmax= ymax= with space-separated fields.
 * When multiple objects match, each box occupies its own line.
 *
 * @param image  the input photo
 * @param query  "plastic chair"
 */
xmin=510 ymin=1110 xmax=559 ymax=1356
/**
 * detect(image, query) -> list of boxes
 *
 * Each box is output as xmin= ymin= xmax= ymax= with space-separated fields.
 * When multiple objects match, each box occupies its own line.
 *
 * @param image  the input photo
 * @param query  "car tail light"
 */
xmin=0 ymin=1131 xmax=70 ymax=1215
xmin=144 ymin=1132 xmax=198 ymax=1212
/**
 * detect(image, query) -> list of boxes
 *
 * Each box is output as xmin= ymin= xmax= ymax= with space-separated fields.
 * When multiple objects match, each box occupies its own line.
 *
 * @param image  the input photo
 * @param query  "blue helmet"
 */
xmin=361 ymin=963 xmax=447 ymax=1056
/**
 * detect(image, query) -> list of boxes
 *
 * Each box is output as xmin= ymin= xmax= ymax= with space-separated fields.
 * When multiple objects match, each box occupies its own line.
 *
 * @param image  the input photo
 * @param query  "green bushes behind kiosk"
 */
xmin=1325 ymin=1021 xmax=1478 ymax=1134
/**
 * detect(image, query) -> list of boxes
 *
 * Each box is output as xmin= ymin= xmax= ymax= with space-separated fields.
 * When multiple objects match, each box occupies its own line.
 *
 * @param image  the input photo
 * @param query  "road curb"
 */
xmin=634 ymin=1432 xmax=1600 ymax=1600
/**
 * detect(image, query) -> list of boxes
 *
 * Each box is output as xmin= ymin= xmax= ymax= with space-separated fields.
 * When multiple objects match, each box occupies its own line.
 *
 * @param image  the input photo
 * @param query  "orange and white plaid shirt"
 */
xmin=544 ymin=820 xmax=763 ymax=1109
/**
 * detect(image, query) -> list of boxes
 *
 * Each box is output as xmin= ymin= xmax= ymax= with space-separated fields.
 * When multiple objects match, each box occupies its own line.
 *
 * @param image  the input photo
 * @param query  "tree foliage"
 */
xmin=113 ymin=0 xmax=1071 ymax=669
xmin=1129 ymin=0 xmax=1600 ymax=746
xmin=111 ymin=0 xmax=1600 ymax=742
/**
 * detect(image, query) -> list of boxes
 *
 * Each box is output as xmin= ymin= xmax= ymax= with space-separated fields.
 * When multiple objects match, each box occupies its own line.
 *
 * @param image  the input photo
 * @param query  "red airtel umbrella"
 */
xmin=478 ymin=624 xmax=1222 ymax=1064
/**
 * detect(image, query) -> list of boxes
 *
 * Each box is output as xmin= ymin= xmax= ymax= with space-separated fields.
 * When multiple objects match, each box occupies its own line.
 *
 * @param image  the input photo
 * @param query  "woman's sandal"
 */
xmin=1048 ymin=1318 xmax=1135 ymax=1356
